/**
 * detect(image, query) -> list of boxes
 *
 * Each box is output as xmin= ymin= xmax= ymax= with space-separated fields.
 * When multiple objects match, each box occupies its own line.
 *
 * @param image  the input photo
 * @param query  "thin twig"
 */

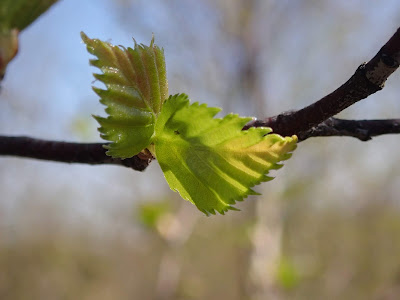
xmin=0 ymin=136 xmax=151 ymax=171
xmin=297 ymin=118 xmax=400 ymax=141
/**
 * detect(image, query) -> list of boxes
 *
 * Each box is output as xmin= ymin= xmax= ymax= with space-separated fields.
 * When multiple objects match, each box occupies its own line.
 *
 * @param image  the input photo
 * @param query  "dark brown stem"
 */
xmin=0 ymin=136 xmax=151 ymax=171
xmin=244 ymin=27 xmax=400 ymax=136
xmin=297 ymin=118 xmax=400 ymax=141
xmin=1 ymin=117 xmax=399 ymax=169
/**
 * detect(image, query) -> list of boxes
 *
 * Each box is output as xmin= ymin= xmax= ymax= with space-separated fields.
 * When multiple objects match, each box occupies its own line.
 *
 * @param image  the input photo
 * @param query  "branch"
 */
xmin=1 ymin=118 xmax=399 ymax=170
xmin=297 ymin=118 xmax=400 ymax=141
xmin=0 ymin=136 xmax=151 ymax=171
xmin=2 ymin=27 xmax=400 ymax=170
xmin=244 ymin=27 xmax=400 ymax=136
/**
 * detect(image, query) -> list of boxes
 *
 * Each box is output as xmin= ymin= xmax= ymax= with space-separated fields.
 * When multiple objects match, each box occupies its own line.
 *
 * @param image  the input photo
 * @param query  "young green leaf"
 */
xmin=81 ymin=32 xmax=168 ymax=158
xmin=154 ymin=94 xmax=297 ymax=215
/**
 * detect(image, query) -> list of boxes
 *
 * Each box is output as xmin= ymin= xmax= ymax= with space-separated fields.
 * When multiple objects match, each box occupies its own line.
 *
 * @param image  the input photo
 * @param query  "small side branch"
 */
xmin=297 ymin=118 xmax=400 ymax=141
xmin=0 ymin=136 xmax=151 ymax=171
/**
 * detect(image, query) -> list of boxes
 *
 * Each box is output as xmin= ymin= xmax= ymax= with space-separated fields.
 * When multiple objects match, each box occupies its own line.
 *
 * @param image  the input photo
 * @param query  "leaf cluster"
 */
xmin=82 ymin=33 xmax=297 ymax=215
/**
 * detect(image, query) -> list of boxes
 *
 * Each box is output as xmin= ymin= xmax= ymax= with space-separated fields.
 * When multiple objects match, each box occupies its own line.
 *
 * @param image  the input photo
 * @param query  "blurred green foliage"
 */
xmin=276 ymin=256 xmax=300 ymax=290
xmin=0 ymin=0 xmax=58 ymax=78
xmin=2 ymin=203 xmax=400 ymax=299
xmin=0 ymin=0 xmax=58 ymax=31
xmin=137 ymin=200 xmax=171 ymax=230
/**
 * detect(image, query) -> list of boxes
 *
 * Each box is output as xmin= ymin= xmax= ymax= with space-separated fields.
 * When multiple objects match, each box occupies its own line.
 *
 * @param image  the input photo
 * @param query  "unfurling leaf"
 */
xmin=81 ymin=32 xmax=168 ymax=158
xmin=154 ymin=94 xmax=297 ymax=215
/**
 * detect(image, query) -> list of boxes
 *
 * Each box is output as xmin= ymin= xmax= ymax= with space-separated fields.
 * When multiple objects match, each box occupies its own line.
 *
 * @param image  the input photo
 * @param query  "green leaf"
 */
xmin=0 ymin=0 xmax=58 ymax=78
xmin=0 ymin=0 xmax=58 ymax=32
xmin=154 ymin=94 xmax=297 ymax=215
xmin=81 ymin=32 xmax=168 ymax=158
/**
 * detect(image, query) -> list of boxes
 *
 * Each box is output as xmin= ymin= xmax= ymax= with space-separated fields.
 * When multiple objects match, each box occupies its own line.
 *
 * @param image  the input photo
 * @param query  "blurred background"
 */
xmin=1 ymin=0 xmax=400 ymax=299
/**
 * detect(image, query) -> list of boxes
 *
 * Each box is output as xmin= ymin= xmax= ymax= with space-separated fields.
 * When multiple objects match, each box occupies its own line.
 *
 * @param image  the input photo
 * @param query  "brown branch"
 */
xmin=244 ymin=27 xmax=400 ymax=136
xmin=1 ymin=118 xmax=399 ymax=169
xmin=297 ymin=118 xmax=400 ymax=141
xmin=0 ymin=136 xmax=151 ymax=171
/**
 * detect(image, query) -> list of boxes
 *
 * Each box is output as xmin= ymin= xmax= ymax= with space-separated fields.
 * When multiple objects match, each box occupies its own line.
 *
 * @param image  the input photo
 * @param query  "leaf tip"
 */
xmin=92 ymin=114 xmax=102 ymax=122
xmin=92 ymin=86 xmax=105 ymax=97
xmin=80 ymin=31 xmax=89 ymax=42
xmin=228 ymin=206 xmax=241 ymax=212
xmin=248 ymin=189 xmax=262 ymax=196
xmin=150 ymin=33 xmax=155 ymax=47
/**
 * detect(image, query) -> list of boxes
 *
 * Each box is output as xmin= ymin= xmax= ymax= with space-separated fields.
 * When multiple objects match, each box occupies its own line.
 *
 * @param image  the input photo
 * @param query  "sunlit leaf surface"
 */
xmin=82 ymin=32 xmax=168 ymax=158
xmin=154 ymin=94 xmax=297 ymax=215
